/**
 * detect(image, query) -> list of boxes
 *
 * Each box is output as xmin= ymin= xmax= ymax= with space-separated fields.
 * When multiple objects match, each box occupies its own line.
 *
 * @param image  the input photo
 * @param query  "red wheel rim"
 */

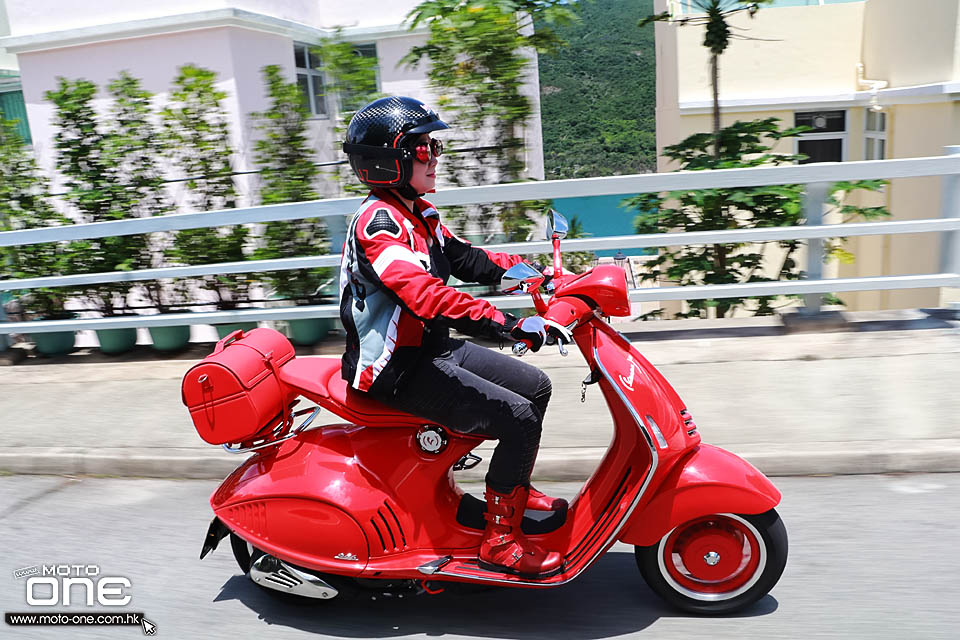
xmin=660 ymin=514 xmax=763 ymax=596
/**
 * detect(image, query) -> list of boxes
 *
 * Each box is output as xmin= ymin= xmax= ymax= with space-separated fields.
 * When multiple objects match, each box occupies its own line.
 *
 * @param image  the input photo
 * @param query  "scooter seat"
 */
xmin=279 ymin=357 xmax=427 ymax=428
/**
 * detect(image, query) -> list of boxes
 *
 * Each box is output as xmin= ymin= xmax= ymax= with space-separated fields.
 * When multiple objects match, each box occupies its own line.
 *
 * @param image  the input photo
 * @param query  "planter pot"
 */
xmin=29 ymin=313 xmax=77 ymax=356
xmin=287 ymin=317 xmax=335 ymax=346
xmin=96 ymin=327 xmax=138 ymax=354
xmin=214 ymin=322 xmax=259 ymax=340
xmin=149 ymin=324 xmax=192 ymax=352
xmin=31 ymin=330 xmax=76 ymax=356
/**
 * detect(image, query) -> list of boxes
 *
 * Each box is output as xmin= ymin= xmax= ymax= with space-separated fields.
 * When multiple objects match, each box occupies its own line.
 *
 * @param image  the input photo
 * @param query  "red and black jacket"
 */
xmin=339 ymin=189 xmax=524 ymax=396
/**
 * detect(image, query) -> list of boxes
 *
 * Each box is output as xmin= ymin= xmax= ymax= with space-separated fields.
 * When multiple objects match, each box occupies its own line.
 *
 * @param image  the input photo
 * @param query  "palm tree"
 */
xmin=641 ymin=1 xmax=771 ymax=159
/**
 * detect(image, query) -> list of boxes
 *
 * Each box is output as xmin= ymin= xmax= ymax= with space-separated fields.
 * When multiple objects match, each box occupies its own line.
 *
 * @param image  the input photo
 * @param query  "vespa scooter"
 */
xmin=188 ymin=211 xmax=787 ymax=615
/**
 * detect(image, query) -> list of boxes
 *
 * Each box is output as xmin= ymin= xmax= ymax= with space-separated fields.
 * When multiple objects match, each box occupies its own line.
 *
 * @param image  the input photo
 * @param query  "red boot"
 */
xmin=478 ymin=485 xmax=564 ymax=578
xmin=526 ymin=485 xmax=568 ymax=512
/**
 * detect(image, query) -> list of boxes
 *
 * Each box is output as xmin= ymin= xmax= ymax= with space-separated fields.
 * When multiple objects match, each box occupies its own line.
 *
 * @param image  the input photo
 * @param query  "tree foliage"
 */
xmin=250 ymin=64 xmax=331 ymax=304
xmin=161 ymin=64 xmax=249 ymax=309
xmin=45 ymin=77 xmax=151 ymax=316
xmin=624 ymin=118 xmax=889 ymax=318
xmin=104 ymin=72 xmax=176 ymax=312
xmin=314 ymin=31 xmax=384 ymax=195
xmin=539 ymin=0 xmax=658 ymax=178
xmin=404 ymin=0 xmax=574 ymax=240
xmin=0 ymin=118 xmax=74 ymax=318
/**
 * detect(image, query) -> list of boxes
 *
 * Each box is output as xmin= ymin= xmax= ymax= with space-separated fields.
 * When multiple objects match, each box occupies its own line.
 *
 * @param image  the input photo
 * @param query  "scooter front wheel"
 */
xmin=635 ymin=509 xmax=787 ymax=615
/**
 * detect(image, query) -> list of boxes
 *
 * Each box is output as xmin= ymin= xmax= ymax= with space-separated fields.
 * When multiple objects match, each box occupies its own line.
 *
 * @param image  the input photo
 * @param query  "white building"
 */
xmin=0 ymin=0 xmax=546 ymax=206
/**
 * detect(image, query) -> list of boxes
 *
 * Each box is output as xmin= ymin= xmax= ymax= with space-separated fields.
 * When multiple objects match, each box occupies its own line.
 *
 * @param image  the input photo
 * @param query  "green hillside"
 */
xmin=538 ymin=0 xmax=657 ymax=179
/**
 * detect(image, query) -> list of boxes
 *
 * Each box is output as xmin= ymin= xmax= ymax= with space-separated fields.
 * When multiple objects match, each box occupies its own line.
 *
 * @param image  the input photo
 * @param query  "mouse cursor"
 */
xmin=141 ymin=617 xmax=157 ymax=636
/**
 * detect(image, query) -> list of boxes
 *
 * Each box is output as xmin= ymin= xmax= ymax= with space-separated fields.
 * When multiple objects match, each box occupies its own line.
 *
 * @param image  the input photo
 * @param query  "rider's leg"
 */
xmin=370 ymin=339 xmax=563 ymax=575
xmin=448 ymin=340 xmax=567 ymax=512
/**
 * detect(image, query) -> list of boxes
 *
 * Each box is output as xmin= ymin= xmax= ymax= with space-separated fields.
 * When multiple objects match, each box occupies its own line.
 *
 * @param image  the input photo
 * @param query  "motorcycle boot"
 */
xmin=478 ymin=485 xmax=564 ymax=578
xmin=526 ymin=485 xmax=569 ymax=512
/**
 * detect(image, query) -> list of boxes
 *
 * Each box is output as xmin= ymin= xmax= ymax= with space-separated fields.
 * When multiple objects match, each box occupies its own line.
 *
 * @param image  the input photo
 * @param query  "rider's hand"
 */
xmin=509 ymin=316 xmax=547 ymax=353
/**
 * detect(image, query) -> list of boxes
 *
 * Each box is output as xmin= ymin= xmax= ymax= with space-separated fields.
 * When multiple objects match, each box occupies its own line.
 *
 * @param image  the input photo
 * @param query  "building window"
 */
xmin=0 ymin=88 xmax=31 ymax=144
xmin=339 ymin=43 xmax=379 ymax=113
xmin=294 ymin=42 xmax=327 ymax=118
xmin=795 ymin=110 xmax=846 ymax=164
xmin=864 ymin=108 xmax=887 ymax=160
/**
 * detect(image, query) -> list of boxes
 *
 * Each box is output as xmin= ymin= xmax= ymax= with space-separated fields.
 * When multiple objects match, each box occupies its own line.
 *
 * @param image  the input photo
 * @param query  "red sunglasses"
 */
xmin=414 ymin=138 xmax=443 ymax=163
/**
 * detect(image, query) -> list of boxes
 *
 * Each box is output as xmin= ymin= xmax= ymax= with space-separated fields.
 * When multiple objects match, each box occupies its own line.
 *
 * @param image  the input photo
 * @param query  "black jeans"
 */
xmin=370 ymin=338 xmax=552 ymax=492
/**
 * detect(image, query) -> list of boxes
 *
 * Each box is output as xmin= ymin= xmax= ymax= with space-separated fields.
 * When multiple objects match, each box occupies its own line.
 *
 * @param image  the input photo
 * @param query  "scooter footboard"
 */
xmin=618 ymin=444 xmax=781 ymax=547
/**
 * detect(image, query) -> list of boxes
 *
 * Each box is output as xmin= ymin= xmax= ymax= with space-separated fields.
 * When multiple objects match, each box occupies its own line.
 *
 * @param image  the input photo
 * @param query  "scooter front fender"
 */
xmin=618 ymin=444 xmax=781 ymax=547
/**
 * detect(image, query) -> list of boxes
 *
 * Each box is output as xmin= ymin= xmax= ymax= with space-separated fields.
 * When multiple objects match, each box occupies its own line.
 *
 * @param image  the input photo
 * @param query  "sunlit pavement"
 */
xmin=1 ymin=474 xmax=958 ymax=639
xmin=1 ymin=309 xmax=958 ymax=479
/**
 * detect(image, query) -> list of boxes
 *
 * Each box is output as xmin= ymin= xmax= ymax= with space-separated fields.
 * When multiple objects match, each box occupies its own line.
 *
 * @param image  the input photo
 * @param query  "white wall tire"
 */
xmin=635 ymin=509 xmax=788 ymax=615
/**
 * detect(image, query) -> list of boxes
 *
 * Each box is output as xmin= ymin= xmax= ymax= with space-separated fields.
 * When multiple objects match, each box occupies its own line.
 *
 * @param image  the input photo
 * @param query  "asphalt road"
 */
xmin=1 ymin=473 xmax=958 ymax=639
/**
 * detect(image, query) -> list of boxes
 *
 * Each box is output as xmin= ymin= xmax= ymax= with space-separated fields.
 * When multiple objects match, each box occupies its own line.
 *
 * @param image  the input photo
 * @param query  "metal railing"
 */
xmin=2 ymin=149 xmax=959 ymax=345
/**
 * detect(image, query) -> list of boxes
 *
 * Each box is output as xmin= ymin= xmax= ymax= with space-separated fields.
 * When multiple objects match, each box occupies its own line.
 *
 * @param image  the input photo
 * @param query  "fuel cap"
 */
xmin=416 ymin=425 xmax=448 ymax=454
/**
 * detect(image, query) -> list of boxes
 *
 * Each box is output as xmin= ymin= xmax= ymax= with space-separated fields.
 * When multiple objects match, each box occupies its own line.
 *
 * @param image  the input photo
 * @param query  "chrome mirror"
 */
xmin=546 ymin=209 xmax=569 ymax=240
xmin=500 ymin=263 xmax=545 ymax=295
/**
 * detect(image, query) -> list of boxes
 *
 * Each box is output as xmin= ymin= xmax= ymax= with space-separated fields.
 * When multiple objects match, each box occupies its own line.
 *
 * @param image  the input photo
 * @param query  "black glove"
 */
xmin=509 ymin=316 xmax=547 ymax=352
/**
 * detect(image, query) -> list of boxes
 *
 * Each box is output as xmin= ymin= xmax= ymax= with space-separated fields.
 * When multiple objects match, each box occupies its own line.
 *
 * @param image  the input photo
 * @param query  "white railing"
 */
xmin=1 ymin=151 xmax=959 ymax=343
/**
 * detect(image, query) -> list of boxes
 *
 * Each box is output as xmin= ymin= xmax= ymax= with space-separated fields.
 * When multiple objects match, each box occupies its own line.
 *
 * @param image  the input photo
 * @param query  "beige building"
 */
xmin=654 ymin=0 xmax=960 ymax=311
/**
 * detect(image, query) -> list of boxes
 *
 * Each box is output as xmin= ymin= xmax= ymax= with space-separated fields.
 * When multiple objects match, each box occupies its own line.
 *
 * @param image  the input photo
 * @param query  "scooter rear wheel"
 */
xmin=635 ymin=509 xmax=787 ymax=615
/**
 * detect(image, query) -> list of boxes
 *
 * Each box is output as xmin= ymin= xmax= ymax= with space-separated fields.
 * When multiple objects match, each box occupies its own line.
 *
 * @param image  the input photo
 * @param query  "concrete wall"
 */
xmin=654 ymin=0 xmax=959 ymax=313
xmin=15 ymin=26 xmax=301 ymax=208
xmin=675 ymin=2 xmax=865 ymax=104
xmin=2 ymin=0 xmax=422 ymax=36
xmin=4 ymin=0 xmax=545 ymax=199
xmin=0 ymin=0 xmax=16 ymax=71
xmin=861 ymin=0 xmax=960 ymax=87
xmin=839 ymin=102 xmax=960 ymax=310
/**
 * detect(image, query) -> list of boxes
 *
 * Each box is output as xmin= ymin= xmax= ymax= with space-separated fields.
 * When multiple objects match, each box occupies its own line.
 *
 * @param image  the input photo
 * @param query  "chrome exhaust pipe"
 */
xmin=249 ymin=554 xmax=339 ymax=599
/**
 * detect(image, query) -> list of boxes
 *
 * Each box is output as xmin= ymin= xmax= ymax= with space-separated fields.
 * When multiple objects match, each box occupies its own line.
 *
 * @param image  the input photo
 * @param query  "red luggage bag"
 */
xmin=182 ymin=328 xmax=296 ymax=445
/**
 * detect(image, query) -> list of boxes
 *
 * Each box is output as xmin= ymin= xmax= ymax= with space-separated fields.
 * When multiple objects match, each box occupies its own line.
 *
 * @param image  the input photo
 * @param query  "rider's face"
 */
xmin=408 ymin=133 xmax=439 ymax=196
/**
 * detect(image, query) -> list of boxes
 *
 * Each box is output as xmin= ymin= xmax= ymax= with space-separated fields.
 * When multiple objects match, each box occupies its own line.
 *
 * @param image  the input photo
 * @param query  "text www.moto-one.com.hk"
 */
xmin=5 ymin=611 xmax=145 ymax=626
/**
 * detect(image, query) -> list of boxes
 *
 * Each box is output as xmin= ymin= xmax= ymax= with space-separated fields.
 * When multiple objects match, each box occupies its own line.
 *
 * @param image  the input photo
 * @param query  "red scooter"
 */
xmin=186 ymin=212 xmax=787 ymax=615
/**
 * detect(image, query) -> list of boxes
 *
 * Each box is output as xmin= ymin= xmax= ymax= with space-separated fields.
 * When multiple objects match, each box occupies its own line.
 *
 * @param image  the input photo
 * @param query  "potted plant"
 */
xmin=162 ymin=64 xmax=258 ymax=339
xmin=0 ymin=117 xmax=78 ymax=355
xmin=256 ymin=223 xmax=335 ymax=345
xmin=249 ymin=64 xmax=337 ymax=345
xmin=142 ymin=278 xmax=195 ymax=351
xmin=46 ymin=74 xmax=166 ymax=354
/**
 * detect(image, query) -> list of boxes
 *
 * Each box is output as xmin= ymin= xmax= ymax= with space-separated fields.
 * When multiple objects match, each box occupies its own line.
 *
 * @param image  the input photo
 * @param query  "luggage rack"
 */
xmin=222 ymin=404 xmax=323 ymax=454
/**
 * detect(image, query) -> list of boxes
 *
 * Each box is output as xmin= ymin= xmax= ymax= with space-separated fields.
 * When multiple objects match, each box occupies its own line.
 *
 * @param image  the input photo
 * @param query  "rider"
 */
xmin=340 ymin=96 xmax=564 ymax=578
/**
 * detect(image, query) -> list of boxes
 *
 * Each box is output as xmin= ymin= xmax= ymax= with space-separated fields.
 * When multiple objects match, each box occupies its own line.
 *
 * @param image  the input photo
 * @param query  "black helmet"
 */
xmin=342 ymin=96 xmax=449 ymax=192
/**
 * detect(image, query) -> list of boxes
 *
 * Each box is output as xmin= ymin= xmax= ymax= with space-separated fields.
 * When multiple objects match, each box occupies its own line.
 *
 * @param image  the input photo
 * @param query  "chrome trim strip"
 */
xmin=656 ymin=513 xmax=767 ymax=602
xmin=418 ymin=555 xmax=453 ymax=575
xmin=645 ymin=415 xmax=668 ymax=449
xmin=222 ymin=407 xmax=322 ymax=454
xmin=436 ymin=338 xmax=658 ymax=587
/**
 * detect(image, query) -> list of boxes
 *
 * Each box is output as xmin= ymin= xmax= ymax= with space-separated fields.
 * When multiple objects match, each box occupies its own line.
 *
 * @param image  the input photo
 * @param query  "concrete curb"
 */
xmin=2 ymin=439 xmax=959 ymax=480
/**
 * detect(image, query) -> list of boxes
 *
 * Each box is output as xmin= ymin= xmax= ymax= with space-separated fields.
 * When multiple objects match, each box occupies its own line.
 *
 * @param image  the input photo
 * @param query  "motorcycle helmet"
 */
xmin=342 ymin=96 xmax=449 ymax=198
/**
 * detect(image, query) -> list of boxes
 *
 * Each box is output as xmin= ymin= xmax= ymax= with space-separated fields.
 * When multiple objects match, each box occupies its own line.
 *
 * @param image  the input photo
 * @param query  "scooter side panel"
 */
xmin=617 ymin=443 xmax=781 ymax=547
xmin=218 ymin=498 xmax=370 ymax=576
xmin=210 ymin=423 xmax=489 ymax=575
